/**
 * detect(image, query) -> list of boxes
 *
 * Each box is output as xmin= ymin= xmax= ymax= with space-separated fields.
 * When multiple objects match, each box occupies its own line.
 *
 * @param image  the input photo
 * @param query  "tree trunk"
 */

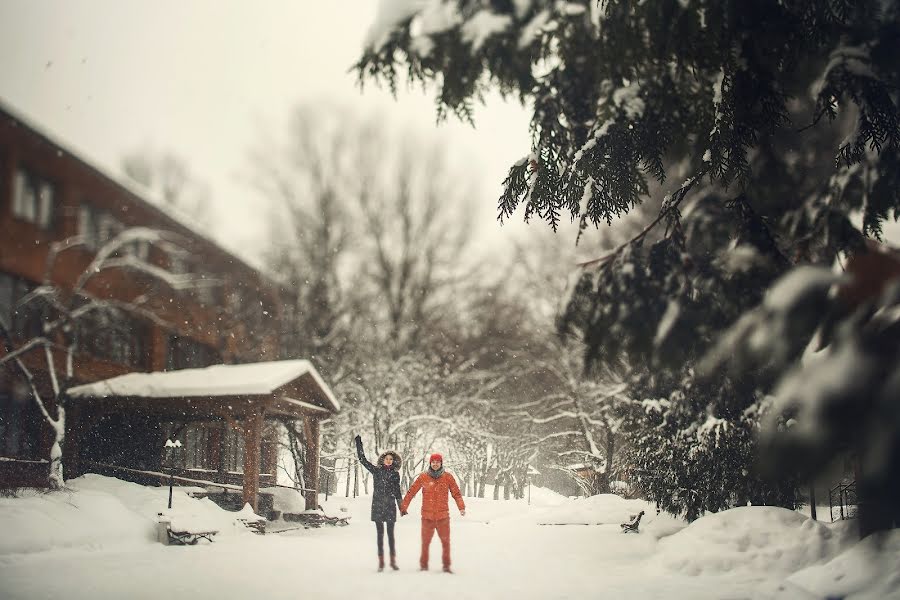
xmin=345 ymin=457 xmax=352 ymax=498
xmin=604 ymin=427 xmax=616 ymax=487
xmin=48 ymin=403 xmax=66 ymax=490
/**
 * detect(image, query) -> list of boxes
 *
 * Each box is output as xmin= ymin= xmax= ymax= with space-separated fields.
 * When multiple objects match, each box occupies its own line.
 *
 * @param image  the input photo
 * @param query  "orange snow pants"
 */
xmin=420 ymin=517 xmax=451 ymax=569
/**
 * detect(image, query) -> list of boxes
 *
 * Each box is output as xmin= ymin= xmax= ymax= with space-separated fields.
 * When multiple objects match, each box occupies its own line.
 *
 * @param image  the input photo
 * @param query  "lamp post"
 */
xmin=163 ymin=438 xmax=183 ymax=509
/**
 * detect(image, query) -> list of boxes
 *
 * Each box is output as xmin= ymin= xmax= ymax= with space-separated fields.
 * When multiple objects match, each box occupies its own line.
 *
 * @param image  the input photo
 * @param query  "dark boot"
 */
xmin=390 ymin=554 xmax=398 ymax=570
xmin=443 ymin=566 xmax=453 ymax=574
xmin=378 ymin=555 xmax=384 ymax=572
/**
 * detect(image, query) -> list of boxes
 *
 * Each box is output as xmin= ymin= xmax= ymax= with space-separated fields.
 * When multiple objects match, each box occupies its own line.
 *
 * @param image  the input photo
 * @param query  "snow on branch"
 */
xmin=72 ymin=228 xmax=192 ymax=296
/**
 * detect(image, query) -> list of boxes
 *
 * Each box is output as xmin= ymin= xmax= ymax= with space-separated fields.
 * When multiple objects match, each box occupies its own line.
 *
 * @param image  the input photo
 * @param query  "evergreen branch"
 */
xmin=577 ymin=171 xmax=705 ymax=270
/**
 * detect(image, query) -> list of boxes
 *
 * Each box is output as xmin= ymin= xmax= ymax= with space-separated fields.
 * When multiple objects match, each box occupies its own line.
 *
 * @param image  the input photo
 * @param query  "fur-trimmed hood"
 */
xmin=377 ymin=450 xmax=402 ymax=469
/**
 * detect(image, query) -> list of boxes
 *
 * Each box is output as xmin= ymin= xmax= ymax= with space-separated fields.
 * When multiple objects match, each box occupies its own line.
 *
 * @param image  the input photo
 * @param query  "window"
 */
xmin=0 ymin=273 xmax=48 ymax=340
xmin=76 ymin=309 xmax=149 ymax=369
xmin=0 ymin=379 xmax=43 ymax=460
xmin=162 ymin=423 xmax=211 ymax=470
xmin=223 ymin=425 xmax=244 ymax=473
xmin=183 ymin=425 xmax=211 ymax=470
xmin=13 ymin=168 xmax=55 ymax=229
xmin=226 ymin=288 xmax=243 ymax=315
xmin=97 ymin=212 xmax=123 ymax=243
xmin=166 ymin=334 xmax=221 ymax=370
xmin=79 ymin=205 xmax=150 ymax=260
xmin=194 ymin=272 xmax=223 ymax=306
xmin=168 ymin=252 xmax=188 ymax=275
xmin=78 ymin=205 xmax=102 ymax=250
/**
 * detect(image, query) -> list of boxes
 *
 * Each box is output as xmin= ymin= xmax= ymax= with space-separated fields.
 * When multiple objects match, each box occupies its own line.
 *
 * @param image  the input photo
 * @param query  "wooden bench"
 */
xmin=157 ymin=513 xmax=219 ymax=545
xmin=237 ymin=516 xmax=266 ymax=534
xmin=620 ymin=510 xmax=645 ymax=533
xmin=166 ymin=527 xmax=219 ymax=545
xmin=282 ymin=511 xmax=350 ymax=528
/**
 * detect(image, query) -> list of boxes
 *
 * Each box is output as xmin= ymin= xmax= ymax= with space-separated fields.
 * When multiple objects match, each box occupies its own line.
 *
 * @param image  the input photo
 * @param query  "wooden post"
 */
xmin=302 ymin=415 xmax=321 ymax=510
xmin=809 ymin=483 xmax=817 ymax=521
xmin=345 ymin=456 xmax=351 ymax=498
xmin=241 ymin=408 xmax=263 ymax=513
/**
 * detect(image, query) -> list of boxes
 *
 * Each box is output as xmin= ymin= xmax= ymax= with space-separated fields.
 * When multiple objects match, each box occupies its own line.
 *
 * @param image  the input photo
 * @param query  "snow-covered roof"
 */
xmin=68 ymin=360 xmax=340 ymax=412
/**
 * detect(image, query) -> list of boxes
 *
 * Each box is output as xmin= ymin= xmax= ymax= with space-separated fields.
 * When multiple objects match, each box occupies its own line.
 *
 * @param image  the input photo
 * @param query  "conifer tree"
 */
xmin=357 ymin=0 xmax=900 ymax=530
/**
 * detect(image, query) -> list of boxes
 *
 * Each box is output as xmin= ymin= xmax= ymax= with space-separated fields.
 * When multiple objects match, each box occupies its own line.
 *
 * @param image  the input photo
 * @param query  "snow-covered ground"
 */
xmin=1 ymin=475 xmax=898 ymax=599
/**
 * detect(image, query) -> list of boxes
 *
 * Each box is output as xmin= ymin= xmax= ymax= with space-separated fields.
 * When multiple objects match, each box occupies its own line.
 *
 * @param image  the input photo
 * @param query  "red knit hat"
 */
xmin=429 ymin=453 xmax=443 ymax=464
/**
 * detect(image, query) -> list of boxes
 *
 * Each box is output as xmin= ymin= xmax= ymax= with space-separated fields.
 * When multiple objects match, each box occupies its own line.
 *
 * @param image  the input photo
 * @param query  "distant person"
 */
xmin=400 ymin=453 xmax=466 ymax=573
xmin=355 ymin=434 xmax=404 ymax=571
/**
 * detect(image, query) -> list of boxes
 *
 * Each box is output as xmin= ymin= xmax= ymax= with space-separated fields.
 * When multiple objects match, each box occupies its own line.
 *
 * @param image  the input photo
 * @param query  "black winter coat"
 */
xmin=355 ymin=437 xmax=403 ymax=522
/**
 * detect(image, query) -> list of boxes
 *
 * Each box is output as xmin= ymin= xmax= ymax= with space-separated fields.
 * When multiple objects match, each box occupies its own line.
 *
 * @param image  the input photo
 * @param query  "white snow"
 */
xmin=461 ymin=10 xmax=512 ymax=51
xmin=67 ymin=359 xmax=340 ymax=411
xmin=559 ymin=3 xmax=586 ymax=16
xmin=654 ymin=299 xmax=681 ymax=347
xmin=612 ymin=81 xmax=645 ymax=119
xmin=764 ymin=266 xmax=842 ymax=312
xmin=574 ymin=118 xmax=614 ymax=162
xmin=518 ymin=9 xmax=551 ymax=48
xmin=578 ymin=176 xmax=594 ymax=216
xmin=712 ymin=69 xmax=725 ymax=105
xmin=1 ymin=475 xmax=896 ymax=599
xmin=417 ymin=0 xmax=463 ymax=36
xmin=512 ymin=0 xmax=533 ymax=19
xmin=776 ymin=529 xmax=900 ymax=599
xmin=811 ymin=45 xmax=876 ymax=99
xmin=654 ymin=506 xmax=856 ymax=577
xmin=364 ymin=0 xmax=429 ymax=50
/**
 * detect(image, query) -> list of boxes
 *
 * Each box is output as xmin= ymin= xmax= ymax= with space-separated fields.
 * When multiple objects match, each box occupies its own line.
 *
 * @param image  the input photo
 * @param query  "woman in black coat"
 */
xmin=355 ymin=434 xmax=404 ymax=571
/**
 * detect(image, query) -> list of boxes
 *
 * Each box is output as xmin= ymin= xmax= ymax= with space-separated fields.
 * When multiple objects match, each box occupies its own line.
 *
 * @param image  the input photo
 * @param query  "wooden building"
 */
xmin=0 ymin=100 xmax=336 ymax=511
xmin=67 ymin=360 xmax=339 ymax=513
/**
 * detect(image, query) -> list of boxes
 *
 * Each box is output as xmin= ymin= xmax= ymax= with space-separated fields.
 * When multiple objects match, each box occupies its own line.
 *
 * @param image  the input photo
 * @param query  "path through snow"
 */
xmin=0 ymin=475 xmax=896 ymax=599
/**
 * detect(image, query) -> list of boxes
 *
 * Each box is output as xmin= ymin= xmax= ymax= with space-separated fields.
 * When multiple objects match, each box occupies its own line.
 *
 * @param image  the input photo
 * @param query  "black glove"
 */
xmin=354 ymin=434 xmax=362 ymax=446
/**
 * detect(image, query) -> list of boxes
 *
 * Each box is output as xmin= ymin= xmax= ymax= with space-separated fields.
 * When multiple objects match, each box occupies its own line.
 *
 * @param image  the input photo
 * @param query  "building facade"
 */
xmin=0 ymin=101 xmax=297 ymax=500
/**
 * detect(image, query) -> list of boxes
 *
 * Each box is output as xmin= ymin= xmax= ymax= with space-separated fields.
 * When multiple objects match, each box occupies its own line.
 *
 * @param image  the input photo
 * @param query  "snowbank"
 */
xmin=0 ymin=474 xmax=259 ymax=556
xmin=1 ymin=476 xmax=898 ymax=600
xmin=655 ymin=506 xmax=856 ymax=577
xmin=780 ymin=529 xmax=900 ymax=599
xmin=0 ymin=485 xmax=150 ymax=555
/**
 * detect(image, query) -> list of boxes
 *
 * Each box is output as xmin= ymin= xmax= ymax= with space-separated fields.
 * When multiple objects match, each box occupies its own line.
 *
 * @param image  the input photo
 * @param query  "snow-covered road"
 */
xmin=1 ymin=475 xmax=897 ymax=599
xmin=0 ymin=511 xmax=737 ymax=599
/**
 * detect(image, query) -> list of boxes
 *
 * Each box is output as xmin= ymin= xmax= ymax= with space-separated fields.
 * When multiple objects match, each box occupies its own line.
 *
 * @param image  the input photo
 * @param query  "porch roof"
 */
xmin=68 ymin=359 xmax=340 ymax=413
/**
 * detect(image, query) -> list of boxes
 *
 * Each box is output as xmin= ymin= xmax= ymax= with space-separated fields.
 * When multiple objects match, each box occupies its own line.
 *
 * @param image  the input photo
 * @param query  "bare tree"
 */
xmin=251 ymin=104 xmax=361 ymax=379
xmin=253 ymin=104 xmax=479 ymax=360
xmin=353 ymin=137 xmax=478 ymax=356
xmin=0 ymin=229 xmax=199 ymax=488
xmin=122 ymin=148 xmax=214 ymax=231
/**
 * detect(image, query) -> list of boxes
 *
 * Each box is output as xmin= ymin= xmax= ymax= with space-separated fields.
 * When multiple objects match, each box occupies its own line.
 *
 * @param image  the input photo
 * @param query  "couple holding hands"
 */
xmin=354 ymin=435 xmax=466 ymax=573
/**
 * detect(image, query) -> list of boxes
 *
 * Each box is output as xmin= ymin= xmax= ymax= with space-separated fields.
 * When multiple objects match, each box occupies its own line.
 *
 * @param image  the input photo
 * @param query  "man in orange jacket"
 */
xmin=400 ymin=452 xmax=466 ymax=573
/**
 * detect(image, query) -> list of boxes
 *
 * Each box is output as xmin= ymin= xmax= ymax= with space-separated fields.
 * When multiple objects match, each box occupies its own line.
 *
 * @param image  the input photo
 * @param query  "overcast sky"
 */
xmin=0 ymin=0 xmax=548 ymax=266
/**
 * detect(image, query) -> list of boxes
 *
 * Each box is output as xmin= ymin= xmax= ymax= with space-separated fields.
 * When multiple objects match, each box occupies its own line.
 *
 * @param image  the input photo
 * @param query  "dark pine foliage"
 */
xmin=357 ymin=0 xmax=900 ymax=530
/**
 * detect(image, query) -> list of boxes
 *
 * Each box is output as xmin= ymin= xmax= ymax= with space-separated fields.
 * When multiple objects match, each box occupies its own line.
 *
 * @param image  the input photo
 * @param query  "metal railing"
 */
xmin=829 ymin=480 xmax=858 ymax=522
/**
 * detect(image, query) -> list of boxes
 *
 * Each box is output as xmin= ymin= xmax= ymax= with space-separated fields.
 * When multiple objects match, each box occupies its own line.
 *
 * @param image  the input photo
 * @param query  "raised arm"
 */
xmin=400 ymin=474 xmax=424 ymax=514
xmin=354 ymin=435 xmax=375 ymax=474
